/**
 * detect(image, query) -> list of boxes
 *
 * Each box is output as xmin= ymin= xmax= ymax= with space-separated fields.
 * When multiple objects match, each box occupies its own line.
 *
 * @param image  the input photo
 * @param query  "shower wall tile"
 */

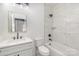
xmin=45 ymin=3 xmax=79 ymax=50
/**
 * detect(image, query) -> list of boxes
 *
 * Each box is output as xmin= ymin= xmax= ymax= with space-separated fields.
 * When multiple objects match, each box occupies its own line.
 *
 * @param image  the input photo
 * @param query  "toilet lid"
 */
xmin=38 ymin=46 xmax=49 ymax=53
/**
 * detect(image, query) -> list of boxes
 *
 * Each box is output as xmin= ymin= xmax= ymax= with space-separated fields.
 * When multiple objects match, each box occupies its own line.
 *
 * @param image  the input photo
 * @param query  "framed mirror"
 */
xmin=8 ymin=11 xmax=27 ymax=32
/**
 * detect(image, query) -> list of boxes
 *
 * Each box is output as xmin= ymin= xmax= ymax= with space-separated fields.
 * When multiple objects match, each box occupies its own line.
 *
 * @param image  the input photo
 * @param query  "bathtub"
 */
xmin=45 ymin=41 xmax=79 ymax=56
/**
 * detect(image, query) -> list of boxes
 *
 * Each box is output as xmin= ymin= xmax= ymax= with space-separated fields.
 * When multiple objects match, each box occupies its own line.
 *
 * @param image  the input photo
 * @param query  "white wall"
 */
xmin=45 ymin=3 xmax=79 ymax=50
xmin=0 ymin=3 xmax=44 ymax=41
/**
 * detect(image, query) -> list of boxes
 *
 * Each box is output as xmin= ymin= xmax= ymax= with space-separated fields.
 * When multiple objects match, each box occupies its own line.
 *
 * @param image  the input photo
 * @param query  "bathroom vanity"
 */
xmin=0 ymin=38 xmax=35 ymax=56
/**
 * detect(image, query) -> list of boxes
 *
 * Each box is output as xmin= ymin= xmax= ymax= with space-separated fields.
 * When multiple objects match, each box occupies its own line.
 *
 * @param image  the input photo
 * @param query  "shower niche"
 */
xmin=8 ymin=11 xmax=27 ymax=32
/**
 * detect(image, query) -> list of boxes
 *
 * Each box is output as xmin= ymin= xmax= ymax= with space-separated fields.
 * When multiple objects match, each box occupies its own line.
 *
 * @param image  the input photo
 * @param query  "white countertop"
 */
xmin=0 ymin=37 xmax=33 ymax=49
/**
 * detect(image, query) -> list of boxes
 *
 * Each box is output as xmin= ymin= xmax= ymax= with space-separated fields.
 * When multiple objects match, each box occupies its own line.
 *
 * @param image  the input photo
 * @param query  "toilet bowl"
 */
xmin=34 ymin=37 xmax=50 ymax=56
xmin=38 ymin=46 xmax=49 ymax=56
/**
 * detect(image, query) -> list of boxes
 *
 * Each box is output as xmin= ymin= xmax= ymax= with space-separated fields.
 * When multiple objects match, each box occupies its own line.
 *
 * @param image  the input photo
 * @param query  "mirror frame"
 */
xmin=8 ymin=11 xmax=27 ymax=33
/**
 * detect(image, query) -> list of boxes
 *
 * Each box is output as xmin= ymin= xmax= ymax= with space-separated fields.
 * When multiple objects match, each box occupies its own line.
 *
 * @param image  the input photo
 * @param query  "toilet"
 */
xmin=35 ymin=37 xmax=49 ymax=56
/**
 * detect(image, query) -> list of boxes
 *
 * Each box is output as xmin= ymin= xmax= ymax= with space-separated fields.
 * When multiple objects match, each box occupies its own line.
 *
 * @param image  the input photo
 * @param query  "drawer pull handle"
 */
xmin=17 ymin=54 xmax=20 ymax=56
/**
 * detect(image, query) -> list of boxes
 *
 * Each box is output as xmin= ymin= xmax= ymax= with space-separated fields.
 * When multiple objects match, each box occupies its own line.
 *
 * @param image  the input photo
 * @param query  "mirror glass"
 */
xmin=8 ymin=11 xmax=27 ymax=32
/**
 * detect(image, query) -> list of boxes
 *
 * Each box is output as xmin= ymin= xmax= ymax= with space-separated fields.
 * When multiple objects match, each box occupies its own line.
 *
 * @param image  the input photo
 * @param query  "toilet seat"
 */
xmin=38 ymin=46 xmax=49 ymax=56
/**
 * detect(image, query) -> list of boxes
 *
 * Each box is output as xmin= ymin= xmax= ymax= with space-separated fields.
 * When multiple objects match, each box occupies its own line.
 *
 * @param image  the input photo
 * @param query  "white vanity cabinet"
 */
xmin=0 ymin=41 xmax=35 ymax=56
xmin=7 ymin=49 xmax=34 ymax=56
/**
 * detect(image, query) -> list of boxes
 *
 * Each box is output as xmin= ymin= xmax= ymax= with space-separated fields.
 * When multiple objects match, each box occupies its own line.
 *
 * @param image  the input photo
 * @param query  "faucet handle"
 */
xmin=48 ymin=34 xmax=51 ymax=37
xmin=20 ymin=36 xmax=22 ymax=39
xmin=13 ymin=36 xmax=16 ymax=40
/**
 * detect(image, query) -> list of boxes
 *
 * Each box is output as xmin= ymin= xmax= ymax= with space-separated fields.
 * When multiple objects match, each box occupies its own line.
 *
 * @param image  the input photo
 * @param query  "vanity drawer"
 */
xmin=20 ymin=48 xmax=34 ymax=56
xmin=6 ymin=52 xmax=21 ymax=56
xmin=15 ymin=42 xmax=34 ymax=51
xmin=0 ymin=42 xmax=34 ymax=56
xmin=7 ymin=48 xmax=34 ymax=56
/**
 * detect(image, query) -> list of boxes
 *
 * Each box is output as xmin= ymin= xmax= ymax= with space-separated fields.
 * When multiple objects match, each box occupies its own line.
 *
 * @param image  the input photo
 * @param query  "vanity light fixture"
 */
xmin=16 ymin=3 xmax=29 ymax=8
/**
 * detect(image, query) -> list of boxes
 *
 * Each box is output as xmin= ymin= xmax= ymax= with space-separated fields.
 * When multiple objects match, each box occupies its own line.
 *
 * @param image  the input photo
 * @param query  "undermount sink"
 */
xmin=0 ymin=37 xmax=33 ymax=48
xmin=8 ymin=37 xmax=32 ymax=44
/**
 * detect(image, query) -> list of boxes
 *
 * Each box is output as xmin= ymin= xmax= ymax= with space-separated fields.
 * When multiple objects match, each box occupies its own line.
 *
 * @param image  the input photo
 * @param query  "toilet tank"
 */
xmin=35 ymin=37 xmax=44 ymax=47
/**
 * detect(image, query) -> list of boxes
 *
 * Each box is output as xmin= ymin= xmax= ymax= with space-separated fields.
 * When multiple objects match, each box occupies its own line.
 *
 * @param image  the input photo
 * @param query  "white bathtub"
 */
xmin=45 ymin=41 xmax=79 ymax=56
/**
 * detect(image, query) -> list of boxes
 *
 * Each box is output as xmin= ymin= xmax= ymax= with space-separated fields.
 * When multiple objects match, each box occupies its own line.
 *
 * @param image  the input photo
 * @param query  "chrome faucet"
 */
xmin=16 ymin=32 xmax=22 ymax=39
xmin=13 ymin=32 xmax=22 ymax=40
xmin=17 ymin=32 xmax=19 ymax=39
